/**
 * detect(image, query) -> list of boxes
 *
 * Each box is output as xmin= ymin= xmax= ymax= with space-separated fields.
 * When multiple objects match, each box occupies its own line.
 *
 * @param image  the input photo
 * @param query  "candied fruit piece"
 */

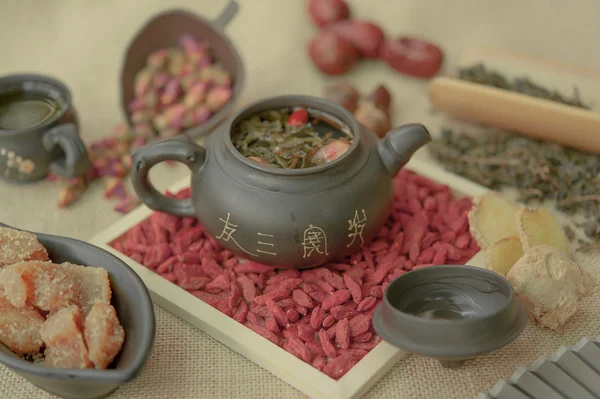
xmin=0 ymin=262 xmax=111 ymax=314
xmin=84 ymin=303 xmax=125 ymax=369
xmin=61 ymin=262 xmax=112 ymax=315
xmin=0 ymin=261 xmax=76 ymax=311
xmin=41 ymin=305 xmax=92 ymax=369
xmin=0 ymin=291 xmax=44 ymax=355
xmin=0 ymin=226 xmax=48 ymax=267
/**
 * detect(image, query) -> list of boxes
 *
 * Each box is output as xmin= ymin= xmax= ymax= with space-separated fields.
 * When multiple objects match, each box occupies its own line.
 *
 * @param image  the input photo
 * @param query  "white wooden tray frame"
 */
xmin=90 ymin=158 xmax=488 ymax=399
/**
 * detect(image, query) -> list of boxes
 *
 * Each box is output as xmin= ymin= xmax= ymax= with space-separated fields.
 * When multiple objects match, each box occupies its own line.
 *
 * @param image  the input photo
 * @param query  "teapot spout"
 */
xmin=377 ymin=123 xmax=431 ymax=176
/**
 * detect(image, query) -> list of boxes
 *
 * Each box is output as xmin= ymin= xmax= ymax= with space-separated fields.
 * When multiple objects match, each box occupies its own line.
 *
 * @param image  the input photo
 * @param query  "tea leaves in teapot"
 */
xmin=429 ymin=129 xmax=600 ymax=251
xmin=232 ymin=107 xmax=353 ymax=169
xmin=459 ymin=64 xmax=592 ymax=109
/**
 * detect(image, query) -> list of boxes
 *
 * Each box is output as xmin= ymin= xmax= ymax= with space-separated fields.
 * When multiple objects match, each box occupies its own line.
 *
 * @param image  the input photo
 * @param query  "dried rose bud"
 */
xmin=366 ymin=85 xmax=392 ymax=116
xmin=179 ymin=74 xmax=199 ymax=91
xmin=66 ymin=175 xmax=85 ymax=187
xmin=311 ymin=139 xmax=351 ymax=164
xmin=163 ymin=103 xmax=186 ymax=121
xmin=131 ymin=110 xmax=155 ymax=124
xmin=133 ymin=123 xmax=154 ymax=137
xmin=91 ymin=138 xmax=117 ymax=151
xmin=131 ymin=135 xmax=147 ymax=150
xmin=167 ymin=116 xmax=185 ymax=129
xmin=167 ymin=49 xmax=186 ymax=75
xmin=141 ymin=91 xmax=159 ymax=109
xmin=104 ymin=177 xmax=125 ymax=199
xmin=113 ymin=140 xmax=130 ymax=155
xmin=199 ymin=66 xmax=232 ymax=86
xmin=354 ymin=100 xmax=390 ymax=138
xmin=93 ymin=157 xmax=109 ymax=170
xmin=58 ymin=177 xmax=87 ymax=208
xmin=324 ymin=82 xmax=360 ymax=113
xmin=147 ymin=49 xmax=169 ymax=70
xmin=121 ymin=154 xmax=132 ymax=169
xmin=85 ymin=166 xmax=99 ymax=183
xmin=113 ymin=196 xmax=140 ymax=214
xmin=134 ymin=68 xmax=153 ymax=97
xmin=177 ymin=62 xmax=196 ymax=78
xmin=188 ymin=50 xmax=213 ymax=68
xmin=152 ymin=72 xmax=170 ymax=89
xmin=198 ymin=56 xmax=213 ymax=68
xmin=191 ymin=106 xmax=212 ymax=125
xmin=111 ymin=123 xmax=131 ymax=138
xmin=128 ymin=97 xmax=145 ymax=113
xmin=183 ymin=81 xmax=210 ymax=109
xmin=178 ymin=34 xmax=205 ymax=55
xmin=101 ymin=161 xmax=127 ymax=178
xmin=153 ymin=114 xmax=169 ymax=131
xmin=205 ymin=87 xmax=232 ymax=112
xmin=160 ymin=79 xmax=182 ymax=107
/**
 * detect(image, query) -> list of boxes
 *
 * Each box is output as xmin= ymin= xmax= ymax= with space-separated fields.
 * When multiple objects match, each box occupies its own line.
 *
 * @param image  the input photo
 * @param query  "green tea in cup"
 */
xmin=0 ymin=92 xmax=61 ymax=130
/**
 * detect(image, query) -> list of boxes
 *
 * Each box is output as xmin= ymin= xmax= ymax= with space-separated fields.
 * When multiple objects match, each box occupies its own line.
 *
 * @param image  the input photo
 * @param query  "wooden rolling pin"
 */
xmin=428 ymin=77 xmax=600 ymax=154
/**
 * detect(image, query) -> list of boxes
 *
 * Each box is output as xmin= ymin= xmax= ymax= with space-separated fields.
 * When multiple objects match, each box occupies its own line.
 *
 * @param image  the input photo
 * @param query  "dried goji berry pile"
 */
xmin=110 ymin=169 xmax=479 ymax=379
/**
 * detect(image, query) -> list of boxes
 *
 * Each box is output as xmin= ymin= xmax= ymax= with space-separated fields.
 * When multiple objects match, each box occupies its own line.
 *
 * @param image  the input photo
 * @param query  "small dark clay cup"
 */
xmin=373 ymin=265 xmax=526 ymax=369
xmin=120 ymin=1 xmax=244 ymax=139
xmin=0 ymin=222 xmax=155 ymax=399
xmin=0 ymin=74 xmax=90 ymax=183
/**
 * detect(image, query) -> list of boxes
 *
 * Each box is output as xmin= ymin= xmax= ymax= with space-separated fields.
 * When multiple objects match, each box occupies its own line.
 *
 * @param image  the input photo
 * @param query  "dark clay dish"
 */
xmin=373 ymin=265 xmax=526 ymax=369
xmin=0 ymin=222 xmax=155 ymax=399
xmin=120 ymin=1 xmax=244 ymax=139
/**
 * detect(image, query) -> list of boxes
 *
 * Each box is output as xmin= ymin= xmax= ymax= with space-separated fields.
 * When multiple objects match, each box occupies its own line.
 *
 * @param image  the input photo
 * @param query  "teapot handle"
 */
xmin=130 ymin=135 xmax=205 ymax=217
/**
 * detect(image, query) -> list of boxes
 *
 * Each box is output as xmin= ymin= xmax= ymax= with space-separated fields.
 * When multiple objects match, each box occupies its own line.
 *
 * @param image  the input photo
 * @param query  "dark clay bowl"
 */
xmin=373 ymin=265 xmax=526 ymax=369
xmin=120 ymin=1 xmax=244 ymax=139
xmin=0 ymin=222 xmax=155 ymax=399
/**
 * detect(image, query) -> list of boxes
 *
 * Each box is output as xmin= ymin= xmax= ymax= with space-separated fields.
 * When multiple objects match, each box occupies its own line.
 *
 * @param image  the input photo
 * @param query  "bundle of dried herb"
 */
xmin=459 ymin=64 xmax=591 ymax=109
xmin=429 ymin=129 xmax=600 ymax=251
xmin=232 ymin=107 xmax=353 ymax=169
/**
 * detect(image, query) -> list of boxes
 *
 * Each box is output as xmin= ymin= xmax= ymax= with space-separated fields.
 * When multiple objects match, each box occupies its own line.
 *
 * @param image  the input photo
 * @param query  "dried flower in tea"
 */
xmin=458 ymin=64 xmax=591 ymax=109
xmin=232 ymin=107 xmax=353 ymax=169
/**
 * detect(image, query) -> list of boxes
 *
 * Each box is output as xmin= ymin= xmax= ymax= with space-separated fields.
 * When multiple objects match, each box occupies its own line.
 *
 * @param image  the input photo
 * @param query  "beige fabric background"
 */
xmin=1 ymin=0 xmax=600 ymax=398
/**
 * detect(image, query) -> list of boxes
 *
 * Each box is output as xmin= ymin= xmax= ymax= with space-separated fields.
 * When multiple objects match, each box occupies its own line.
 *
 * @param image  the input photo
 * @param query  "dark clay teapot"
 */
xmin=130 ymin=95 xmax=431 ymax=269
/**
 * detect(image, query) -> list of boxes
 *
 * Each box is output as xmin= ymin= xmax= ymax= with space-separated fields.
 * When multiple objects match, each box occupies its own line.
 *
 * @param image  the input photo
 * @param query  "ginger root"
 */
xmin=484 ymin=236 xmax=523 ymax=276
xmin=468 ymin=191 xmax=522 ymax=249
xmin=506 ymin=245 xmax=599 ymax=332
xmin=516 ymin=207 xmax=571 ymax=258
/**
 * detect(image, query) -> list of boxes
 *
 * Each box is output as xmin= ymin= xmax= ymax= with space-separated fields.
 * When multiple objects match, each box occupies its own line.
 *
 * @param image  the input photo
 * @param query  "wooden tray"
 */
xmin=90 ymin=158 xmax=487 ymax=399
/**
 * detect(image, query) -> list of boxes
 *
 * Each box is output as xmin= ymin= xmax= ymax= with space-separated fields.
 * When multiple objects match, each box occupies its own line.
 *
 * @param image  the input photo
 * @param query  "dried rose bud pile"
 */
xmin=47 ymin=34 xmax=234 ymax=212
xmin=110 ymin=169 xmax=479 ymax=379
xmin=47 ymin=123 xmax=143 ymax=213
xmin=128 ymin=34 xmax=233 ymax=139
xmin=306 ymin=0 xmax=444 ymax=78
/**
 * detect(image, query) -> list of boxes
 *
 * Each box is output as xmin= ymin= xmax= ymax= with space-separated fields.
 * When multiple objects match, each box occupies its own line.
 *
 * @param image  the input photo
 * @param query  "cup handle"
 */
xmin=213 ymin=0 xmax=239 ymax=30
xmin=42 ymin=123 xmax=91 ymax=178
xmin=130 ymin=134 xmax=205 ymax=217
